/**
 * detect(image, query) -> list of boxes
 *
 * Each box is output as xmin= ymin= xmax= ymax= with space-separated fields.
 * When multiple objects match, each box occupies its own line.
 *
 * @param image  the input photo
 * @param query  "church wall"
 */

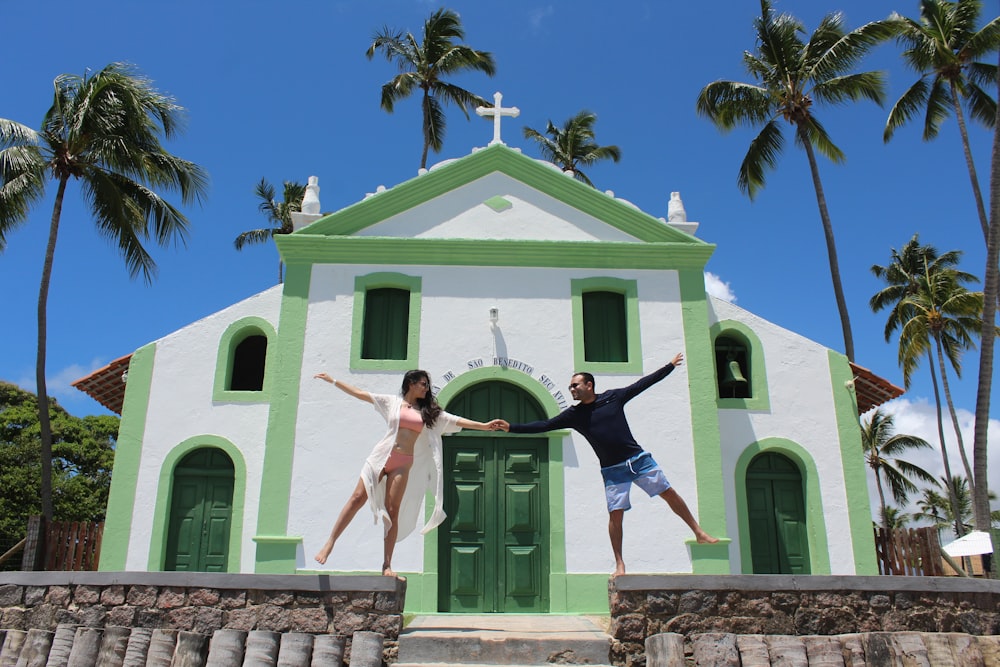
xmin=708 ymin=298 xmax=866 ymax=574
xmin=122 ymin=287 xmax=283 ymax=572
xmin=289 ymin=263 xmax=696 ymax=577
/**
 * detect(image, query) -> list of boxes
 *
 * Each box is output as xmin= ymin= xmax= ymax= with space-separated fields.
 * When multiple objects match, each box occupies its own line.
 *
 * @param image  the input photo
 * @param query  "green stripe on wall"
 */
xmin=99 ymin=343 xmax=156 ymax=571
xmin=253 ymin=263 xmax=312 ymax=572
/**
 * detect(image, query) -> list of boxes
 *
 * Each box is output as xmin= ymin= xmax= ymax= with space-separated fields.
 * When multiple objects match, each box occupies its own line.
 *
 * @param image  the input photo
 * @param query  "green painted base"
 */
xmin=689 ymin=538 xmax=733 ymax=574
xmin=399 ymin=573 xmax=611 ymax=614
xmin=253 ymin=535 xmax=302 ymax=574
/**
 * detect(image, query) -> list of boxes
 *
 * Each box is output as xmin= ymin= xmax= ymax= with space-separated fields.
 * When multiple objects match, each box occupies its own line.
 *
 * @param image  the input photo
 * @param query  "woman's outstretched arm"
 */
xmin=314 ymin=373 xmax=374 ymax=404
xmin=455 ymin=417 xmax=505 ymax=431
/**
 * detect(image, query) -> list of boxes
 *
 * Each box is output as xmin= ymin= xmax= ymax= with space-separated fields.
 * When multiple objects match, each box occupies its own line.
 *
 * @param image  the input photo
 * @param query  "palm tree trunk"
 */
xmin=934 ymin=334 xmax=974 ymax=483
xmin=36 ymin=176 xmax=69 ymax=521
xmin=798 ymin=127 xmax=855 ymax=362
xmin=875 ymin=473 xmax=889 ymax=532
xmin=927 ymin=349 xmax=964 ymax=537
xmin=971 ymin=49 xmax=1000 ymax=539
xmin=950 ymin=81 xmax=990 ymax=241
xmin=420 ymin=90 xmax=432 ymax=170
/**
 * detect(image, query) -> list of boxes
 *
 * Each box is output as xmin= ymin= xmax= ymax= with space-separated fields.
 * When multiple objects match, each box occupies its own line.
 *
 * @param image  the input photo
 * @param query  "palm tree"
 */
xmin=235 ymin=178 xmax=305 ymax=284
xmin=899 ymin=260 xmax=983 ymax=487
xmin=522 ymin=111 xmax=621 ymax=187
xmin=0 ymin=63 xmax=207 ymax=520
xmin=861 ymin=408 xmax=937 ymax=530
xmin=366 ymin=8 xmax=496 ymax=169
xmin=884 ymin=0 xmax=1000 ymax=240
xmin=871 ymin=238 xmax=981 ymax=535
xmin=880 ymin=505 xmax=911 ymax=530
xmin=971 ymin=41 xmax=1000 ymax=549
xmin=696 ymin=0 xmax=894 ymax=363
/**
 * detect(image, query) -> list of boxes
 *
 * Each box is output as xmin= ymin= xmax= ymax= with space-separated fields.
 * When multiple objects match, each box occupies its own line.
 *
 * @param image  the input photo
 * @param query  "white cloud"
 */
xmin=863 ymin=397 xmax=1000 ymax=538
xmin=704 ymin=271 xmax=737 ymax=303
xmin=14 ymin=359 xmax=107 ymax=411
xmin=528 ymin=6 xmax=554 ymax=32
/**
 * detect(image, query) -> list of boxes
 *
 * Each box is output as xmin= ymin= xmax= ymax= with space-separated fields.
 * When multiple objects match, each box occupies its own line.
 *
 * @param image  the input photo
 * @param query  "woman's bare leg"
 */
xmin=315 ymin=478 xmax=368 ymax=564
xmin=381 ymin=468 xmax=410 ymax=577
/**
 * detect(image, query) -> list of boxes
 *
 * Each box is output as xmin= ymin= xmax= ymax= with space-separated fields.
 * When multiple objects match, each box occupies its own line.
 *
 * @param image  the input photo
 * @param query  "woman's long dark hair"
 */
xmin=401 ymin=370 xmax=441 ymax=428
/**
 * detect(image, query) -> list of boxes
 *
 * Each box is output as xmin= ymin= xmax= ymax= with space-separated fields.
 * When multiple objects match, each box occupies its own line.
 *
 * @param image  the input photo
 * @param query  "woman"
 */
xmin=313 ymin=370 xmax=501 ymax=576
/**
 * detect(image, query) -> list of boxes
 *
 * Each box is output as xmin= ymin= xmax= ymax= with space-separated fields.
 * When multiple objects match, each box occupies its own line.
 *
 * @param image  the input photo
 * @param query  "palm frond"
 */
xmin=738 ymin=120 xmax=784 ymax=198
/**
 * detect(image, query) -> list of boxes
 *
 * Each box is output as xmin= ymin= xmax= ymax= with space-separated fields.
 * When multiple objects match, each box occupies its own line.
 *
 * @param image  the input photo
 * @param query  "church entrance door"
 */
xmin=164 ymin=448 xmax=234 ymax=572
xmin=440 ymin=381 xmax=549 ymax=612
xmin=746 ymin=452 xmax=810 ymax=574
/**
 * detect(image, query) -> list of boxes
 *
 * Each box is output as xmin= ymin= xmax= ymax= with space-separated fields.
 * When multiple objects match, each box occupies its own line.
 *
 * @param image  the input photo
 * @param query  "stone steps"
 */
xmin=395 ymin=615 xmax=613 ymax=667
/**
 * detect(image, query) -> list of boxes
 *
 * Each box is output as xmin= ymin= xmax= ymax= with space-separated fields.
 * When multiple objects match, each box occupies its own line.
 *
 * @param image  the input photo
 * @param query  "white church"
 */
xmin=74 ymin=100 xmax=900 ymax=614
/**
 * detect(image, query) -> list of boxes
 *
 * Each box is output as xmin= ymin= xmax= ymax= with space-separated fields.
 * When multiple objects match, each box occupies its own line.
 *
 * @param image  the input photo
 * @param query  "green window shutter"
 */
xmin=362 ymin=288 xmax=410 ymax=360
xmin=582 ymin=291 xmax=627 ymax=362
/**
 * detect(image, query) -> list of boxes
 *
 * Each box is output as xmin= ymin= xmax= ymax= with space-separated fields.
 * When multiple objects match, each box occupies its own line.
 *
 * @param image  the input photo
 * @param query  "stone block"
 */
xmin=101 ymin=585 xmax=126 ymax=606
xmin=0 ymin=584 xmax=23 ymax=606
xmin=691 ymin=633 xmax=738 ymax=666
xmin=217 ymin=589 xmax=246 ymax=610
xmin=126 ymin=585 xmax=158 ymax=607
xmin=72 ymin=584 xmax=101 ymax=605
xmin=45 ymin=586 xmax=71 ymax=606
xmin=289 ymin=607 xmax=329 ymax=633
xmin=156 ymin=586 xmax=186 ymax=609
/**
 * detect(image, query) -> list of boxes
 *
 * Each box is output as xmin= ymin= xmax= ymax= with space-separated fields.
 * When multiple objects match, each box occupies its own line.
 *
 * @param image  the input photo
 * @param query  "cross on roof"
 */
xmin=476 ymin=92 xmax=520 ymax=146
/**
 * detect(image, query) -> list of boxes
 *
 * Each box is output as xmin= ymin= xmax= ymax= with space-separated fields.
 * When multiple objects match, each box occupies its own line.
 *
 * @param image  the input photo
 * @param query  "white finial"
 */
xmin=302 ymin=176 xmax=320 ymax=215
xmin=476 ymin=92 xmax=520 ymax=146
xmin=668 ymin=191 xmax=687 ymax=222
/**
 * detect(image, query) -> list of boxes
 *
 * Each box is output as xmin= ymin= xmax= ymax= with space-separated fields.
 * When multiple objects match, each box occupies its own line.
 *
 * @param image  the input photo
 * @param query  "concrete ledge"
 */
xmin=0 ymin=571 xmax=401 ymax=593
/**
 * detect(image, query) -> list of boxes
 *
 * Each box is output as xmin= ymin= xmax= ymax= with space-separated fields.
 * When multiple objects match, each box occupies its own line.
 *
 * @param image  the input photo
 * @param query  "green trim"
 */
xmin=148 ymin=435 xmax=248 ymax=572
xmin=709 ymin=320 xmax=771 ymax=411
xmin=829 ymin=349 xmax=878 ymax=575
xmin=733 ymin=438 xmax=831 ymax=575
xmin=688 ymin=539 xmax=735 ymax=574
xmin=212 ymin=316 xmax=277 ymax=403
xmin=350 ymin=272 xmax=422 ymax=371
xmin=678 ymin=270 xmax=730 ymax=572
xmin=404 ymin=367 xmax=568 ymax=614
xmin=254 ymin=263 xmax=312 ymax=573
xmin=276 ymin=236 xmax=714 ymax=271
xmin=99 ymin=343 xmax=156 ymax=571
xmin=484 ymin=195 xmax=512 ymax=212
xmin=252 ymin=536 xmax=305 ymax=575
xmin=296 ymin=145 xmax=703 ymax=245
xmin=571 ymin=277 xmax=643 ymax=375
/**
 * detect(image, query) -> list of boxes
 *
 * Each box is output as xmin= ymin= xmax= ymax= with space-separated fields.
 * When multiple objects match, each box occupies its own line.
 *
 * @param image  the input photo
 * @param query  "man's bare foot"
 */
xmin=314 ymin=540 xmax=334 ymax=565
xmin=382 ymin=565 xmax=396 ymax=577
xmin=695 ymin=531 xmax=719 ymax=544
xmin=612 ymin=563 xmax=626 ymax=577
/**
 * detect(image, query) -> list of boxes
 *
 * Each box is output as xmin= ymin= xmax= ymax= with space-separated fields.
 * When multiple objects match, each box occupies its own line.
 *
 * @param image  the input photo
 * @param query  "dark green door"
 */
xmin=165 ymin=448 xmax=234 ymax=572
xmin=440 ymin=382 xmax=549 ymax=612
xmin=746 ymin=452 xmax=810 ymax=574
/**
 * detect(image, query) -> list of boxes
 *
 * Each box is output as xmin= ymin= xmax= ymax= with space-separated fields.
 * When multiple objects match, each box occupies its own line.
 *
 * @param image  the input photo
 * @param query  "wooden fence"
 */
xmin=873 ymin=526 xmax=944 ymax=576
xmin=45 ymin=521 xmax=104 ymax=571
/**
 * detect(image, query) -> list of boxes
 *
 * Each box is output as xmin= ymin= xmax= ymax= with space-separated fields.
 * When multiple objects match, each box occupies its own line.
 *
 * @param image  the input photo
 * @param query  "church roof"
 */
xmin=849 ymin=362 xmax=904 ymax=414
xmin=71 ymin=354 xmax=133 ymax=415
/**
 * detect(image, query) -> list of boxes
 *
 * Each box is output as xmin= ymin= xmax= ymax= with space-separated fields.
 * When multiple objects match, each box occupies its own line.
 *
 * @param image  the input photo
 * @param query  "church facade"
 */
xmin=89 ymin=142 xmax=883 ymax=614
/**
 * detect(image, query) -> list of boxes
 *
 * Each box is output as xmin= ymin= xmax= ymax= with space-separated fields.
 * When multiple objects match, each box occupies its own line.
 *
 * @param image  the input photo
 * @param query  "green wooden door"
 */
xmin=746 ymin=453 xmax=810 ymax=574
xmin=165 ymin=448 xmax=234 ymax=572
xmin=440 ymin=382 xmax=549 ymax=612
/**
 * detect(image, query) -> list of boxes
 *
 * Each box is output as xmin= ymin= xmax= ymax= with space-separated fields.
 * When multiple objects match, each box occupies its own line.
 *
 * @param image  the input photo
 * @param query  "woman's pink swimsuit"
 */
xmin=384 ymin=405 xmax=422 ymax=474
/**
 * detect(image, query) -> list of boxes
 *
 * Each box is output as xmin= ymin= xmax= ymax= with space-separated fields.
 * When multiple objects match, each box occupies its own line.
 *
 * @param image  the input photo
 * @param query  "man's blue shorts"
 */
xmin=600 ymin=451 xmax=671 ymax=512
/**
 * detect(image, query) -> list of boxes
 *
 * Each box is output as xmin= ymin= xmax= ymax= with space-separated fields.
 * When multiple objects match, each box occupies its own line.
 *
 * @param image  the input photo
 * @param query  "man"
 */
xmin=497 ymin=353 xmax=718 ymax=575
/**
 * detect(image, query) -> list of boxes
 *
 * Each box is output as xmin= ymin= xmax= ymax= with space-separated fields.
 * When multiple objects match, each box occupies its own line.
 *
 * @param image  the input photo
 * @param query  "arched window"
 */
xmin=230 ymin=334 xmax=267 ymax=391
xmin=709 ymin=320 xmax=770 ymax=411
xmin=213 ymin=317 xmax=276 ymax=402
xmin=715 ymin=335 xmax=750 ymax=399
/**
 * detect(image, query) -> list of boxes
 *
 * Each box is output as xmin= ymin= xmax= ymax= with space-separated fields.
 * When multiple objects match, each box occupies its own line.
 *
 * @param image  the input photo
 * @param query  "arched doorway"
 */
xmin=746 ymin=452 xmax=810 ymax=574
xmin=439 ymin=380 xmax=550 ymax=612
xmin=164 ymin=448 xmax=235 ymax=572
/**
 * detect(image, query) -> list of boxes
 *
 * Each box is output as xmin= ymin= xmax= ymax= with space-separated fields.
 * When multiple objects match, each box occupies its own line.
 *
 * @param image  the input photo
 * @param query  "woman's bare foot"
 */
xmin=382 ymin=564 xmax=396 ymax=577
xmin=613 ymin=563 xmax=626 ymax=577
xmin=695 ymin=530 xmax=719 ymax=544
xmin=314 ymin=540 xmax=334 ymax=565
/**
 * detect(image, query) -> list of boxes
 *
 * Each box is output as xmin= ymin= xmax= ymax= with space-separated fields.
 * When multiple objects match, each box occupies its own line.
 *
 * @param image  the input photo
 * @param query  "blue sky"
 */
xmin=2 ymin=1 xmax=998 ymax=519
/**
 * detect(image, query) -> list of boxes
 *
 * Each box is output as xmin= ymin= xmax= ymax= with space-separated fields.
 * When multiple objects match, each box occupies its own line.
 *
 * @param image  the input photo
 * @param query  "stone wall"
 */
xmin=0 ymin=571 xmax=404 ymax=661
xmin=609 ymin=574 xmax=1000 ymax=666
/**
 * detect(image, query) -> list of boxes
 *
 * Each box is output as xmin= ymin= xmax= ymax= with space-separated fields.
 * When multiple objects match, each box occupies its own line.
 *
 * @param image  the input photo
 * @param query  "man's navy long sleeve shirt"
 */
xmin=508 ymin=363 xmax=676 ymax=467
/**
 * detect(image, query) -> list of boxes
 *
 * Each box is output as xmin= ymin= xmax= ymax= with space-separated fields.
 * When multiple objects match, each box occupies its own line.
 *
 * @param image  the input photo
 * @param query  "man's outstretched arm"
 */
xmin=621 ymin=352 xmax=684 ymax=402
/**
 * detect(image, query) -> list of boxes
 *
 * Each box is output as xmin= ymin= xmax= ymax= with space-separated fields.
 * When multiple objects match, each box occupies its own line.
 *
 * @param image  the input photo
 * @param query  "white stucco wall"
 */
xmin=125 ymin=286 xmax=282 ymax=572
xmin=288 ymin=263 xmax=696 ymax=575
xmin=709 ymin=297 xmax=860 ymax=574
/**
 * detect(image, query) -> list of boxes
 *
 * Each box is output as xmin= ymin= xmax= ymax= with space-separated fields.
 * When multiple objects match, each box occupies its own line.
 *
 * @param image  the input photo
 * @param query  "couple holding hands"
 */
xmin=313 ymin=353 xmax=716 ymax=578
